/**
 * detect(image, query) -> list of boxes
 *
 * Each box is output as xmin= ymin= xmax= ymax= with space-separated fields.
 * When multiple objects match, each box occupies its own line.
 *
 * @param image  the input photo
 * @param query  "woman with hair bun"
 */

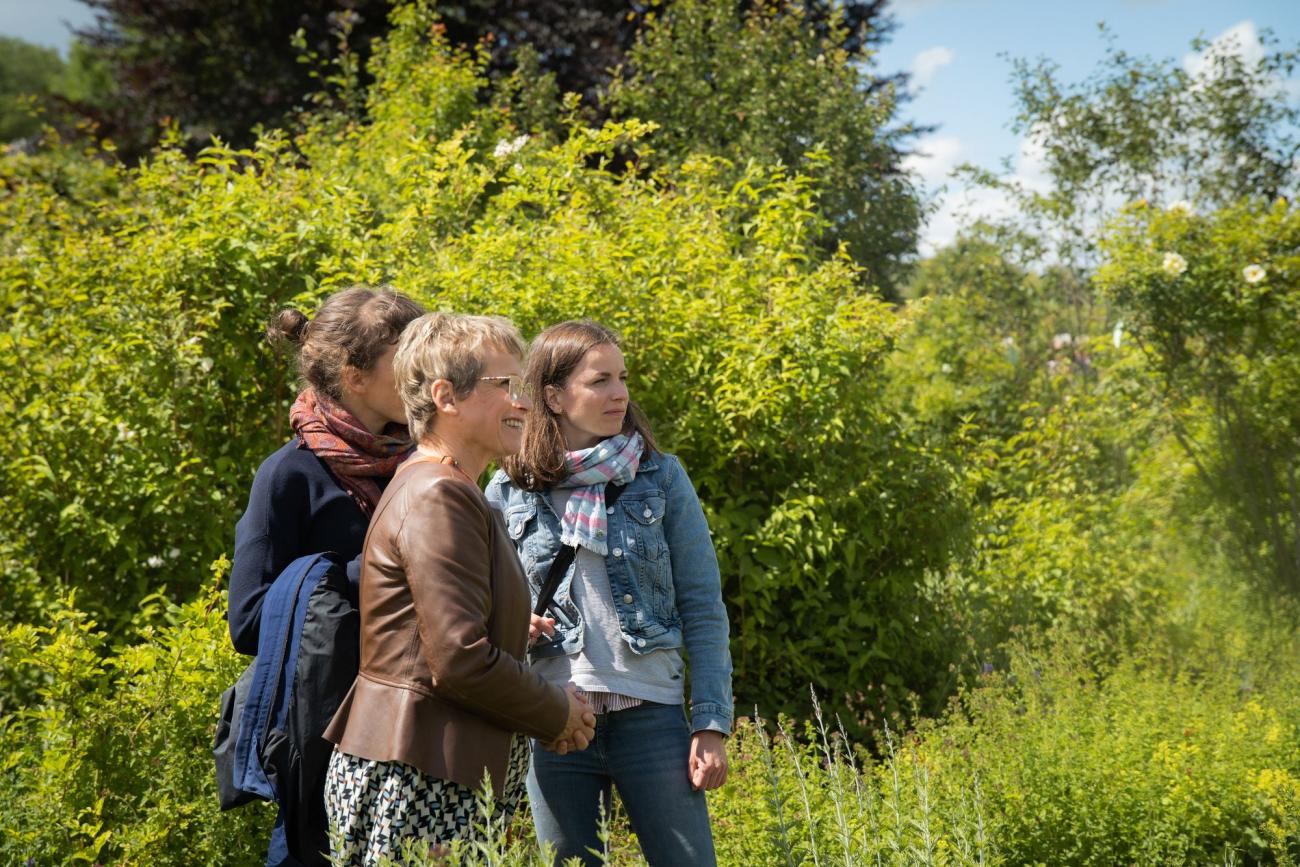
xmin=227 ymin=285 xmax=424 ymax=866
xmin=230 ymin=286 xmax=425 ymax=655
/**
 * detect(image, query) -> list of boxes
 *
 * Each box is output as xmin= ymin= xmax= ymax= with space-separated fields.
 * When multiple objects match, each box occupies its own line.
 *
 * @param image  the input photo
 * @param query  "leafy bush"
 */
xmin=0 ymin=576 xmax=273 ymax=865
xmin=0 ymin=1 xmax=963 ymax=723
xmin=1097 ymin=199 xmax=1300 ymax=594
xmin=608 ymin=0 xmax=921 ymax=294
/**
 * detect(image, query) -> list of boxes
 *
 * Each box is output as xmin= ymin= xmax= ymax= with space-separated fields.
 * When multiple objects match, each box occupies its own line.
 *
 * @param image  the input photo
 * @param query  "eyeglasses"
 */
xmin=479 ymin=374 xmax=527 ymax=401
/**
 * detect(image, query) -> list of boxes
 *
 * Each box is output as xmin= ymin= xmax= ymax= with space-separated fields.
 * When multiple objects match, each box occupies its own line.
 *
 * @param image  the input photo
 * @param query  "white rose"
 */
xmin=1243 ymin=264 xmax=1266 ymax=284
xmin=1162 ymin=252 xmax=1188 ymax=277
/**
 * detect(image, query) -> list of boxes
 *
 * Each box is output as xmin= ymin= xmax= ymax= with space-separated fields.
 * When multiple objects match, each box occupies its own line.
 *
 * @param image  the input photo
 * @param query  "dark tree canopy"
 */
xmin=74 ymin=0 xmax=394 ymax=155
xmin=67 ymin=0 xmax=903 ymax=158
xmin=437 ymin=1 xmax=898 ymax=103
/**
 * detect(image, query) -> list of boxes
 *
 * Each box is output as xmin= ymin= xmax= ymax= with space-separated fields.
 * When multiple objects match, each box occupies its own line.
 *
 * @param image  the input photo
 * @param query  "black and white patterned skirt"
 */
xmin=323 ymin=735 xmax=530 ymax=866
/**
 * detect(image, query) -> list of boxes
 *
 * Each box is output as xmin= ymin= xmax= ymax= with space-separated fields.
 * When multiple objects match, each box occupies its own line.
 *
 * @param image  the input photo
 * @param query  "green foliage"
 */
xmin=5 ymin=3 xmax=1300 ymax=863
xmin=908 ymin=627 xmax=1300 ymax=866
xmin=977 ymin=26 xmax=1300 ymax=271
xmin=0 ymin=579 xmax=272 ymax=865
xmin=0 ymin=2 xmax=962 ymax=722
xmin=949 ymin=329 xmax=1180 ymax=641
xmin=609 ymin=0 xmax=921 ymax=293
xmin=887 ymin=226 xmax=1082 ymax=441
xmin=0 ymin=36 xmax=67 ymax=142
xmin=1097 ymin=198 xmax=1300 ymax=594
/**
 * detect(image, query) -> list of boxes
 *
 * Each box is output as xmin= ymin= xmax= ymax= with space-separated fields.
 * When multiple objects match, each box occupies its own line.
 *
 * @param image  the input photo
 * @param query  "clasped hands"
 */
xmin=545 ymin=683 xmax=597 ymax=755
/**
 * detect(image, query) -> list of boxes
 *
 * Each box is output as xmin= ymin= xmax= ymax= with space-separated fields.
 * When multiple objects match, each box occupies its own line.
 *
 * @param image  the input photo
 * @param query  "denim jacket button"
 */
xmin=613 ymin=547 xmax=623 ymax=557
xmin=643 ymin=507 xmax=653 ymax=518
xmin=606 ymin=506 xmax=615 ymax=514
xmin=622 ymin=593 xmax=633 ymax=604
xmin=635 ymin=638 xmax=647 ymax=647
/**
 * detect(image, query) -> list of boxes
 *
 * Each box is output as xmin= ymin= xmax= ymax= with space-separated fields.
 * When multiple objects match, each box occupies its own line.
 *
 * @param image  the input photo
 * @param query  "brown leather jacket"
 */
xmin=323 ymin=457 xmax=569 ymax=797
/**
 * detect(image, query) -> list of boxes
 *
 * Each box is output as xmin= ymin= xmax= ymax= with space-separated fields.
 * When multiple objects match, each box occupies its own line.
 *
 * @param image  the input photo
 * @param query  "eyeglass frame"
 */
xmin=478 ymin=374 xmax=527 ymax=401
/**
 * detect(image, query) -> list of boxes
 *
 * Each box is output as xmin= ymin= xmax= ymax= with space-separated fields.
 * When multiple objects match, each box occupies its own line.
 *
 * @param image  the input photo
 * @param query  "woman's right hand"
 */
xmin=546 ymin=684 xmax=596 ymax=755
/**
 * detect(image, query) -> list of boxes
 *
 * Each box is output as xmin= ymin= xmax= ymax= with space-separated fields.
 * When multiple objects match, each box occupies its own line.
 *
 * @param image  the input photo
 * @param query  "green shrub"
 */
xmin=0 ymin=575 xmax=273 ymax=865
xmin=903 ymin=631 xmax=1300 ymax=866
xmin=1097 ymin=198 xmax=1300 ymax=594
xmin=0 ymin=0 xmax=963 ymax=723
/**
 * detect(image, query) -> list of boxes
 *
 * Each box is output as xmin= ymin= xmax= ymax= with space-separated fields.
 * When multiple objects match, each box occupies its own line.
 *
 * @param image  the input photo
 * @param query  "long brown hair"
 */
xmin=504 ymin=319 xmax=657 ymax=491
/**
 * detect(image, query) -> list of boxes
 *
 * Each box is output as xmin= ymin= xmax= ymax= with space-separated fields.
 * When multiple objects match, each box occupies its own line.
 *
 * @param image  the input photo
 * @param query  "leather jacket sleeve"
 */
xmin=398 ymin=476 xmax=568 ymax=741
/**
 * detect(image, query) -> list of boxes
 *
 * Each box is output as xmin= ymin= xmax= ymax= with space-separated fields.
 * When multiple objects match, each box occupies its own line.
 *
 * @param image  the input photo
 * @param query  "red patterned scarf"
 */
xmin=289 ymin=389 xmax=414 ymax=517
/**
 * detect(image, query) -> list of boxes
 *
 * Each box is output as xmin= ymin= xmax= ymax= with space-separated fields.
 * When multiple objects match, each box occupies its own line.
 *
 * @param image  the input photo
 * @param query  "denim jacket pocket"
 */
xmin=504 ymin=502 xmax=543 ymax=576
xmin=621 ymin=494 xmax=667 ymax=561
xmin=618 ymin=494 xmax=676 ymax=619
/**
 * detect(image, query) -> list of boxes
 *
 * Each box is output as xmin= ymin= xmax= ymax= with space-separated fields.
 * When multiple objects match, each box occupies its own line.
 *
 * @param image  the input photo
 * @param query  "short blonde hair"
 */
xmin=393 ymin=312 xmax=526 ymax=442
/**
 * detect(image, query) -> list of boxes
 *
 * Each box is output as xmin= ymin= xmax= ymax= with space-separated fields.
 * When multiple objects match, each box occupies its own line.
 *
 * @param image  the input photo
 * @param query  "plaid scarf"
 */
xmin=553 ymin=433 xmax=644 ymax=556
xmin=289 ymin=389 xmax=414 ymax=518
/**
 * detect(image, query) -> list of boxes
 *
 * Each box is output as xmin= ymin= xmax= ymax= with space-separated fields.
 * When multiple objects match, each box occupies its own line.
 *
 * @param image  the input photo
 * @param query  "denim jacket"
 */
xmin=485 ymin=452 xmax=734 ymax=735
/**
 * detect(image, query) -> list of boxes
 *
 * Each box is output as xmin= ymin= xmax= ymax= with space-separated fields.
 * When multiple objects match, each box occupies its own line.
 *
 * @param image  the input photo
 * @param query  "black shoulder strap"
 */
xmin=533 ymin=482 xmax=627 ymax=617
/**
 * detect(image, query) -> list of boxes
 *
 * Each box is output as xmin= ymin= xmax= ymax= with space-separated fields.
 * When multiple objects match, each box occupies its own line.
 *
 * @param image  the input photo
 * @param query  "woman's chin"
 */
xmin=498 ymin=432 xmax=524 ymax=456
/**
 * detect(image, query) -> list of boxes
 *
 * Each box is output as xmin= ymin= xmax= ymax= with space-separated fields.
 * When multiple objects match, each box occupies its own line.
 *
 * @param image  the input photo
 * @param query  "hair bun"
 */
xmin=268 ymin=308 xmax=309 ymax=347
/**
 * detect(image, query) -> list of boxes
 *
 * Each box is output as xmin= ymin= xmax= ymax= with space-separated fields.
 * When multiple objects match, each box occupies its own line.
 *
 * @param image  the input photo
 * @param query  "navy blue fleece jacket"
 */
xmin=228 ymin=438 xmax=381 ymax=655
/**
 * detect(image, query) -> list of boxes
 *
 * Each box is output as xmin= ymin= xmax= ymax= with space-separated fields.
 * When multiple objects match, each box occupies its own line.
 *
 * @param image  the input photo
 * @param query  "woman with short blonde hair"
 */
xmin=323 ymin=312 xmax=596 ymax=865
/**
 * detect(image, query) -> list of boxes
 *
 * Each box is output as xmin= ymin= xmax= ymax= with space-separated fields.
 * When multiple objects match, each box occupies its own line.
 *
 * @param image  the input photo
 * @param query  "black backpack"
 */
xmin=213 ymin=551 xmax=359 ymax=867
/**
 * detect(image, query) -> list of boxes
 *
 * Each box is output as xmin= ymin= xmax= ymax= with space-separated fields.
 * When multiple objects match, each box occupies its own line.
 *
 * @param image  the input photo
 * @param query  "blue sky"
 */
xmin=3 ymin=0 xmax=1298 ymax=252
xmin=876 ymin=0 xmax=1300 ymax=251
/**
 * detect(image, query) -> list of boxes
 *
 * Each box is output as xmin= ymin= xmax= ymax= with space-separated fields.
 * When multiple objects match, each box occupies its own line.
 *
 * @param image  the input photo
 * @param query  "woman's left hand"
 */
xmin=688 ymin=731 xmax=728 ymax=791
xmin=529 ymin=614 xmax=556 ymax=646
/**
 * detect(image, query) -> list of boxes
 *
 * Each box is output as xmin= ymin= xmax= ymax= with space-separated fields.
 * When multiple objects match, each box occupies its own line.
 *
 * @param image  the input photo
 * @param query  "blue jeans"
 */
xmin=527 ymin=702 xmax=717 ymax=867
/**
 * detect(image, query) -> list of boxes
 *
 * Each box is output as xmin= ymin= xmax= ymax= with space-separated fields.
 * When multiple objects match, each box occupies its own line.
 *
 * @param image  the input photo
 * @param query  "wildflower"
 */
xmin=492 ymin=134 xmax=529 ymax=159
xmin=1243 ymin=264 xmax=1266 ymax=284
xmin=199 ymin=357 xmax=214 ymax=373
xmin=1000 ymin=336 xmax=1015 ymax=348
xmin=168 ymin=547 xmax=182 ymax=559
xmin=1167 ymin=200 xmax=1193 ymax=215
xmin=1162 ymin=252 xmax=1188 ymax=277
xmin=1052 ymin=332 xmax=1072 ymax=350
xmin=1046 ymin=359 xmax=1060 ymax=375
xmin=146 ymin=555 xmax=165 ymax=569
xmin=327 ymin=9 xmax=361 ymax=29
xmin=940 ymin=363 xmax=952 ymax=374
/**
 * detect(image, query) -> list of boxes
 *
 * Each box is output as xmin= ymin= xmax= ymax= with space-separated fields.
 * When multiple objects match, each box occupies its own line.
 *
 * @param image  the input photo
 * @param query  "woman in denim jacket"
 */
xmin=486 ymin=319 xmax=733 ymax=867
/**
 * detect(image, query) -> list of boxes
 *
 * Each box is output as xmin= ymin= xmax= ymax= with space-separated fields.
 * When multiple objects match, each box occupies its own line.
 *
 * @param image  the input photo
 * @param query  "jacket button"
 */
xmin=623 ymin=593 xmax=633 ymax=604
xmin=643 ymin=507 xmax=653 ymax=518
xmin=613 ymin=547 xmax=623 ymax=557
xmin=607 ymin=505 xmax=615 ymax=514
xmin=636 ymin=638 xmax=647 ymax=647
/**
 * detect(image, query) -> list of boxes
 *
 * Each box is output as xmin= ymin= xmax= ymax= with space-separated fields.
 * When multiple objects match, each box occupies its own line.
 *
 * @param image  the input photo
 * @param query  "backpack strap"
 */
xmin=532 ymin=482 xmax=627 ymax=617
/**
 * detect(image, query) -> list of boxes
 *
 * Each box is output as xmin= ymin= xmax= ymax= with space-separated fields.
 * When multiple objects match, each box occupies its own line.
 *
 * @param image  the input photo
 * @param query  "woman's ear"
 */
xmin=341 ymin=364 xmax=367 ymax=397
xmin=430 ymin=379 xmax=458 ymax=415
xmin=543 ymin=384 xmax=564 ymax=416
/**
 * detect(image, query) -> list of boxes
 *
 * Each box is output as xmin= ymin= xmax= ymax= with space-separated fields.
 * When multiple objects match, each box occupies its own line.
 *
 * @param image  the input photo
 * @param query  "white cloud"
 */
xmin=1183 ymin=19 xmax=1263 ymax=79
xmin=917 ymin=132 xmax=1051 ymax=255
xmin=903 ymin=134 xmax=963 ymax=191
xmin=910 ymin=46 xmax=955 ymax=90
